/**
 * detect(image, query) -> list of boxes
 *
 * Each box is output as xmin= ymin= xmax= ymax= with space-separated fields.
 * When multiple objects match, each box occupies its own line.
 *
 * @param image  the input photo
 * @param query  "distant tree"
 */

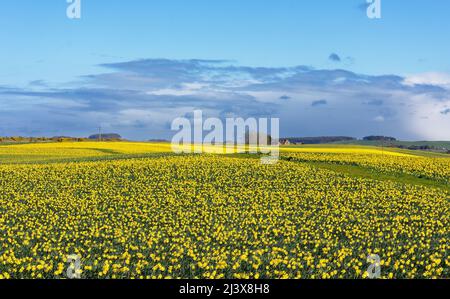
xmin=363 ymin=136 xmax=397 ymax=142
xmin=89 ymin=133 xmax=122 ymax=141
xmin=284 ymin=136 xmax=356 ymax=144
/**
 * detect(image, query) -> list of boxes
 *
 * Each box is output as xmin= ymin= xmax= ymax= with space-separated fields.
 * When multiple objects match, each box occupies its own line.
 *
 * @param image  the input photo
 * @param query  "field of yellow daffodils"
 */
xmin=0 ymin=142 xmax=448 ymax=279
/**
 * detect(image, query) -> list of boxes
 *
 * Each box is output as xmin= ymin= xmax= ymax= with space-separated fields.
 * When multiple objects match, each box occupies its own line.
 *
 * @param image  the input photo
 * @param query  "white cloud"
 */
xmin=147 ymin=82 xmax=211 ymax=96
xmin=374 ymin=116 xmax=385 ymax=122
xmin=404 ymin=94 xmax=450 ymax=140
xmin=403 ymin=72 xmax=450 ymax=88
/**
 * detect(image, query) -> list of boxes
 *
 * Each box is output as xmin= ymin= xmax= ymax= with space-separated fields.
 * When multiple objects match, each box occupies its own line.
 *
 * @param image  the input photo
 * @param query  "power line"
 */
xmin=98 ymin=126 xmax=102 ymax=142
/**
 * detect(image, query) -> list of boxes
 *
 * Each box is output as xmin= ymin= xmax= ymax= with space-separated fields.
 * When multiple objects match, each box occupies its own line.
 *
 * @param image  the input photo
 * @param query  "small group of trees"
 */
xmin=0 ymin=136 xmax=52 ymax=143
xmin=88 ymin=133 xmax=122 ymax=141
xmin=284 ymin=136 xmax=356 ymax=145
xmin=363 ymin=136 xmax=397 ymax=142
xmin=398 ymin=145 xmax=432 ymax=151
xmin=0 ymin=133 xmax=122 ymax=143
xmin=0 ymin=136 xmax=90 ymax=143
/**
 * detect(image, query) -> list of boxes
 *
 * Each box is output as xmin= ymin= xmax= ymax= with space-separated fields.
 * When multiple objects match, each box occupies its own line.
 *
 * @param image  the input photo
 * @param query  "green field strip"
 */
xmin=297 ymin=160 xmax=450 ymax=193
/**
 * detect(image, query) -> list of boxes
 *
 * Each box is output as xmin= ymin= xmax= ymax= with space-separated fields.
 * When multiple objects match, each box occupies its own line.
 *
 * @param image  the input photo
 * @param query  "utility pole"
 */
xmin=98 ymin=126 xmax=102 ymax=142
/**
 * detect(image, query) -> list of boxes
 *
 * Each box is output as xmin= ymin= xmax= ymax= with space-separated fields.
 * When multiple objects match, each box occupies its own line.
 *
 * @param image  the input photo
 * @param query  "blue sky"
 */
xmin=1 ymin=0 xmax=450 ymax=140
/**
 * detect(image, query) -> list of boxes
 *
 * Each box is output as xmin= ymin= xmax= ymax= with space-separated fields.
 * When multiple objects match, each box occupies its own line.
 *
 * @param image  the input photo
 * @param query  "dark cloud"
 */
xmin=365 ymin=99 xmax=384 ymax=106
xmin=329 ymin=53 xmax=341 ymax=63
xmin=312 ymin=99 xmax=328 ymax=107
xmin=1 ymin=58 xmax=449 ymax=140
xmin=98 ymin=58 xmax=298 ymax=87
xmin=441 ymin=108 xmax=450 ymax=115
